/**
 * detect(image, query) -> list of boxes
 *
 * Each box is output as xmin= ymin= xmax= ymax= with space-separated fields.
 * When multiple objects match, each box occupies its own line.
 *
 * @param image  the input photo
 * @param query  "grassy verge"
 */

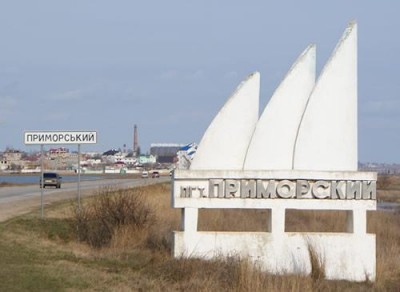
xmin=0 ymin=182 xmax=32 ymax=187
xmin=377 ymin=174 xmax=400 ymax=203
xmin=0 ymin=182 xmax=399 ymax=291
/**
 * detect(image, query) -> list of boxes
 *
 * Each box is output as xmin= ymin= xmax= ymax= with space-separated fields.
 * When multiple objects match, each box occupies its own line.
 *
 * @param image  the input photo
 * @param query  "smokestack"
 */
xmin=133 ymin=124 xmax=138 ymax=156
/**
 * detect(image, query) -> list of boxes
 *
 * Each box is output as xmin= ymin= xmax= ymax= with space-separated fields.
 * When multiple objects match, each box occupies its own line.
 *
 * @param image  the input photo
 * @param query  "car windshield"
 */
xmin=44 ymin=173 xmax=57 ymax=178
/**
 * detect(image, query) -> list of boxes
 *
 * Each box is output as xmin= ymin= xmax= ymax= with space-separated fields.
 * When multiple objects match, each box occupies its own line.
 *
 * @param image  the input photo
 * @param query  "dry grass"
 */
xmin=0 ymin=181 xmax=29 ymax=187
xmin=307 ymin=241 xmax=326 ymax=281
xmin=198 ymin=209 xmax=268 ymax=231
xmin=377 ymin=174 xmax=400 ymax=203
xmin=73 ymin=186 xmax=156 ymax=248
xmin=286 ymin=210 xmax=348 ymax=232
xmin=0 ymin=181 xmax=400 ymax=291
xmin=369 ymin=210 xmax=400 ymax=290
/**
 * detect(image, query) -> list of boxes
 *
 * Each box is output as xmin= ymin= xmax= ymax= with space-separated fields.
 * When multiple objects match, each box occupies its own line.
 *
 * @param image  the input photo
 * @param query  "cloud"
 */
xmin=360 ymin=116 xmax=400 ymax=130
xmin=185 ymin=70 xmax=205 ymax=80
xmin=362 ymin=99 xmax=400 ymax=116
xmin=47 ymin=84 xmax=107 ymax=102
xmin=160 ymin=110 xmax=205 ymax=124
xmin=51 ymin=89 xmax=87 ymax=101
xmin=118 ymin=87 xmax=149 ymax=103
xmin=223 ymin=71 xmax=239 ymax=80
xmin=0 ymin=96 xmax=18 ymax=122
xmin=41 ymin=112 xmax=71 ymax=122
xmin=0 ymin=66 xmax=20 ymax=75
xmin=159 ymin=70 xmax=179 ymax=80
xmin=0 ymin=95 xmax=18 ymax=108
xmin=158 ymin=69 xmax=205 ymax=81
xmin=361 ymin=98 xmax=400 ymax=130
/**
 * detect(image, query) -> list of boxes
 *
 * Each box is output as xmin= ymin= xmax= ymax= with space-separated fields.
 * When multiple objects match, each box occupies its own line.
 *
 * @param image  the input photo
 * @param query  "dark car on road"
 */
xmin=40 ymin=172 xmax=62 ymax=188
xmin=151 ymin=171 xmax=160 ymax=178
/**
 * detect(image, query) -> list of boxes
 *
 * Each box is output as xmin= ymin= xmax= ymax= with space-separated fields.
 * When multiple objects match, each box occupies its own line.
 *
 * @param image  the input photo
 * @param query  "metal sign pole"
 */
xmin=40 ymin=144 xmax=44 ymax=218
xmin=23 ymin=131 xmax=97 ymax=215
xmin=78 ymin=144 xmax=81 ymax=211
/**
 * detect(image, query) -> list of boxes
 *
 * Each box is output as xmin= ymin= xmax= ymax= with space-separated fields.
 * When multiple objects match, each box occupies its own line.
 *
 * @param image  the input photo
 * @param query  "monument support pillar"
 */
xmin=268 ymin=207 xmax=285 ymax=234
xmin=182 ymin=208 xmax=198 ymax=233
xmin=346 ymin=208 xmax=367 ymax=234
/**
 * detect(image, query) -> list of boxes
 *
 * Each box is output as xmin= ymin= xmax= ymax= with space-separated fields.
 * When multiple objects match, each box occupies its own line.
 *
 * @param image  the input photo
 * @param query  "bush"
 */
xmin=73 ymin=186 xmax=155 ymax=248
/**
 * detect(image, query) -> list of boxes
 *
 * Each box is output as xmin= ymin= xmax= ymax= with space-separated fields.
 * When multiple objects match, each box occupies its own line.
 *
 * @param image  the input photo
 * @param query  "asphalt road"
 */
xmin=0 ymin=177 xmax=170 ymax=204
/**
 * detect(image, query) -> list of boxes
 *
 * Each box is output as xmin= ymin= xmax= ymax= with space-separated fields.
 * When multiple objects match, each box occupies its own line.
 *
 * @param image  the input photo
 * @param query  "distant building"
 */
xmin=359 ymin=162 xmax=400 ymax=174
xmin=176 ymin=143 xmax=198 ymax=169
xmin=0 ymin=158 xmax=8 ymax=170
xmin=103 ymin=149 xmax=120 ymax=156
xmin=2 ymin=149 xmax=24 ymax=170
xmin=3 ymin=149 xmax=22 ymax=162
xmin=102 ymin=149 xmax=136 ymax=166
xmin=49 ymin=147 xmax=69 ymax=159
xmin=138 ymin=154 xmax=156 ymax=165
xmin=150 ymin=143 xmax=185 ymax=163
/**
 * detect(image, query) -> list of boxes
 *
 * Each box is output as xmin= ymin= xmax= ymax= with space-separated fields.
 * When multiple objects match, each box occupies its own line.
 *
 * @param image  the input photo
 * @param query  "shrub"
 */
xmin=73 ymin=186 xmax=155 ymax=248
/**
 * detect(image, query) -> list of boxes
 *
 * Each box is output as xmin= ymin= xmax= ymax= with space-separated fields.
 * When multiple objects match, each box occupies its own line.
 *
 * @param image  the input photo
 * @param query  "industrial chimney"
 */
xmin=133 ymin=124 xmax=138 ymax=157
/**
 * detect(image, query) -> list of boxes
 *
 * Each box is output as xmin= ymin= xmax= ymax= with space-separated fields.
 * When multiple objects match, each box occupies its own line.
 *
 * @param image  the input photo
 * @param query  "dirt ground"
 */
xmin=0 ymin=188 xmax=97 ymax=222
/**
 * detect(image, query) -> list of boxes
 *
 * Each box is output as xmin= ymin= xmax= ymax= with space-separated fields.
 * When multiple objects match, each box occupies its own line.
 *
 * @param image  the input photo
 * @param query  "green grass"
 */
xmin=0 ymin=232 xmax=87 ymax=291
xmin=8 ymin=218 xmax=75 ymax=242
xmin=0 ymin=215 xmax=158 ymax=291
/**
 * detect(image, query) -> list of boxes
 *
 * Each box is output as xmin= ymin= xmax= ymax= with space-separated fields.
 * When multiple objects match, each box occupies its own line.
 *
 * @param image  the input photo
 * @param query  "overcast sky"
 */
xmin=0 ymin=1 xmax=399 ymax=163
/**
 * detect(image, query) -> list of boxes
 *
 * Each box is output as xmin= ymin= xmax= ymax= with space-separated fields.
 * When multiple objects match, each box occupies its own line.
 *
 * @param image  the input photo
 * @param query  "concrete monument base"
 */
xmin=173 ymin=231 xmax=375 ymax=282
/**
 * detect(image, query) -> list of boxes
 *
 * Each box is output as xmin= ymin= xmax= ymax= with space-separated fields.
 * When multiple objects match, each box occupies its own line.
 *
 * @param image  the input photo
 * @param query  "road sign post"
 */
xmin=24 ymin=131 xmax=97 ymax=217
xmin=40 ymin=145 xmax=44 ymax=218
xmin=78 ymin=144 xmax=81 ymax=211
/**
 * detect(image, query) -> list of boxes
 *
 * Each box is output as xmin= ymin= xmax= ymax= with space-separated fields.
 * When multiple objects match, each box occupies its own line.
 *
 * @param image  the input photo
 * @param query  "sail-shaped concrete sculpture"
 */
xmin=244 ymin=45 xmax=316 ymax=170
xmin=173 ymin=22 xmax=376 ymax=282
xmin=190 ymin=72 xmax=260 ymax=170
xmin=293 ymin=22 xmax=357 ymax=171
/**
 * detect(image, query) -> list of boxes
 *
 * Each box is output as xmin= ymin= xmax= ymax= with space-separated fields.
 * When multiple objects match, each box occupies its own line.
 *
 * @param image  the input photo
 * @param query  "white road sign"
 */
xmin=24 ymin=131 xmax=97 ymax=145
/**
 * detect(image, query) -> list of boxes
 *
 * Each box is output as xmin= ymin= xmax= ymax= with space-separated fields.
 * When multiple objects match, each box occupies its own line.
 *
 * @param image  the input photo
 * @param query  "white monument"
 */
xmin=189 ymin=72 xmax=260 ymax=170
xmin=244 ymin=45 xmax=316 ymax=170
xmin=172 ymin=22 xmax=376 ymax=282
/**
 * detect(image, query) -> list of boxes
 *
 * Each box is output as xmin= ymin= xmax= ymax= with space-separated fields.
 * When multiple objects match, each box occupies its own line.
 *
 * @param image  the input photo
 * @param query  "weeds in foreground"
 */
xmin=1 ymin=182 xmax=399 ymax=291
xmin=73 ymin=186 xmax=155 ymax=248
xmin=306 ymin=240 xmax=326 ymax=281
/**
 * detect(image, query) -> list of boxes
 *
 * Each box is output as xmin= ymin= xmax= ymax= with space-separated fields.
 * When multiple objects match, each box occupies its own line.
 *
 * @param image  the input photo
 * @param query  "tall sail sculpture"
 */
xmin=293 ymin=22 xmax=358 ymax=171
xmin=192 ymin=22 xmax=358 ymax=172
xmin=190 ymin=72 xmax=260 ymax=170
xmin=244 ymin=45 xmax=316 ymax=170
xmin=173 ymin=22 xmax=376 ymax=282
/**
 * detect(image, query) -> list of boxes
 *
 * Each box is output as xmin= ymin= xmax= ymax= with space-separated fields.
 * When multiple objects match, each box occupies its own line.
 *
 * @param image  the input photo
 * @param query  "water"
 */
xmin=377 ymin=201 xmax=400 ymax=212
xmin=0 ymin=174 xmax=102 ymax=184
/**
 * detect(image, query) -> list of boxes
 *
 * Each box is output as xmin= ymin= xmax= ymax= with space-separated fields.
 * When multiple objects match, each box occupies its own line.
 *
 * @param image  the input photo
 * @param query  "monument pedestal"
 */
xmin=173 ymin=231 xmax=376 ymax=282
